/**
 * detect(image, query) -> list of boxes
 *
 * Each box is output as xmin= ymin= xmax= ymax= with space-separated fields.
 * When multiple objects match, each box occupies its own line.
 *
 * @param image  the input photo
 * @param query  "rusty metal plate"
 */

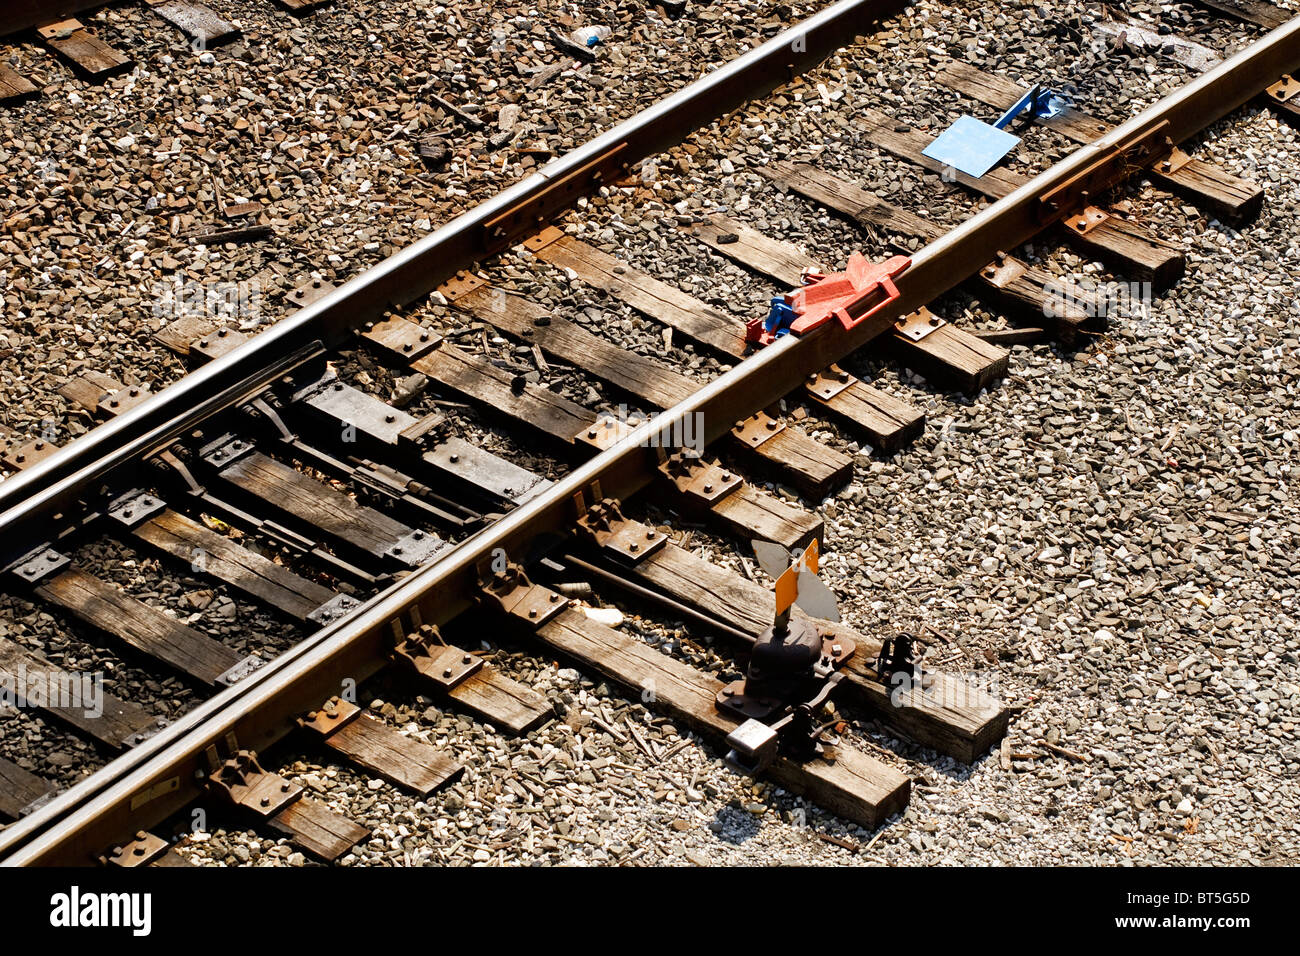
xmin=37 ymin=19 xmax=81 ymax=40
xmin=363 ymin=317 xmax=443 ymax=360
xmin=201 ymin=434 xmax=254 ymax=469
xmin=1 ymin=437 xmax=58 ymax=471
xmin=386 ymin=528 xmax=449 ymax=567
xmin=287 ymin=277 xmax=336 ymax=310
xmin=657 ymin=454 xmax=743 ymax=506
xmin=1154 ymin=146 xmax=1192 ymax=175
xmin=522 ymin=225 xmax=566 ymax=253
xmin=1062 ymin=205 xmax=1110 ymax=236
xmin=715 ymin=681 xmax=784 ymax=722
xmin=98 ymin=386 xmax=152 ymax=417
xmin=484 ymin=575 xmax=569 ymax=628
xmin=190 ymin=327 xmax=247 ymax=362
xmin=731 ymin=411 xmax=786 ymax=448
xmin=417 ymin=644 xmax=485 ymax=691
xmin=577 ymin=505 xmax=667 ymax=563
xmin=8 ymin=546 xmax=70 ymax=584
xmin=106 ymin=489 xmax=166 ymax=528
xmin=978 ymin=255 xmax=1027 ymax=290
xmin=307 ymin=593 xmax=362 ymax=626
xmin=575 ymin=415 xmax=635 ymax=451
xmin=894 ymin=307 xmax=946 ymax=342
xmin=436 ymin=270 xmax=488 ymax=303
xmin=805 ymin=364 xmax=856 ymax=402
xmin=209 ymin=752 xmax=302 ymax=817
xmin=299 ymin=697 xmax=362 ymax=736
xmin=215 ymin=654 xmax=265 ymax=687
xmin=1268 ymin=74 xmax=1300 ymax=102
xmin=103 ymin=831 xmax=169 ymax=868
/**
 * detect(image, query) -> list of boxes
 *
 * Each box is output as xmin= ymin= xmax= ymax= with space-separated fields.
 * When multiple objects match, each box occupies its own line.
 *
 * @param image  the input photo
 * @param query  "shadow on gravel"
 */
xmin=709 ymin=805 xmax=762 ymax=845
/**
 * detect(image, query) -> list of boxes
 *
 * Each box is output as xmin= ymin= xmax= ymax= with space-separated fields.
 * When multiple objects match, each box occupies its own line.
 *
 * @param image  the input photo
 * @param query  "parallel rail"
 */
xmin=1 ymin=1 xmax=1297 ymax=865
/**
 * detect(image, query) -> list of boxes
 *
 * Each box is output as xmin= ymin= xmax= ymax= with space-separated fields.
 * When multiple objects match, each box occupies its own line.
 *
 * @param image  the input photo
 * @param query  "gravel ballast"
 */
xmin=3 ymin=0 xmax=1299 ymax=866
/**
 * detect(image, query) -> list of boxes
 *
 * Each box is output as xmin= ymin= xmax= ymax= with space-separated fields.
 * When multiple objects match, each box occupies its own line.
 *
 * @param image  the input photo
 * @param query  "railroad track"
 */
xmin=0 ymin=0 xmax=1296 ymax=866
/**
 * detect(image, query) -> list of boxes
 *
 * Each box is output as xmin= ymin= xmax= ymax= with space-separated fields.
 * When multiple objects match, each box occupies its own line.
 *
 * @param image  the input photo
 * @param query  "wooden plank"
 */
xmin=889 ymin=318 xmax=1009 ymax=394
xmin=154 ymin=314 xmax=218 ymax=357
xmin=934 ymin=60 xmax=1263 ymax=220
xmin=446 ymin=667 xmax=553 ymax=734
xmin=534 ymin=606 xmax=910 ymax=827
xmin=147 ymin=0 xmax=240 ymax=47
xmin=39 ymin=20 xmax=133 ymax=80
xmin=623 ymin=543 xmax=1008 ymax=762
xmin=59 ymin=370 xmax=121 ymax=412
xmin=133 ymin=509 xmax=335 ymax=622
xmin=0 ymin=756 xmax=53 ymax=820
xmin=762 ymin=160 xmax=1106 ymax=337
xmin=456 ymin=285 xmax=693 ymax=411
xmin=691 ymin=214 xmax=1008 ymax=393
xmin=36 ymin=567 xmax=244 ymax=686
xmin=445 ymin=293 xmax=852 ymax=498
xmin=533 ymin=233 xmax=926 ymax=449
xmin=0 ymin=636 xmax=158 ymax=748
xmin=854 ymin=108 xmax=1186 ymax=287
xmin=267 ymin=796 xmax=367 ymax=862
xmin=533 ymin=233 xmax=748 ymax=359
xmin=710 ymin=484 xmax=821 ymax=551
xmin=0 ymin=63 xmax=39 ymax=104
xmin=1189 ymin=0 xmax=1289 ymax=30
xmin=217 ymin=452 xmax=418 ymax=560
xmin=810 ymin=379 xmax=925 ymax=452
xmin=410 ymin=342 xmax=597 ymax=445
xmin=320 ymin=713 xmax=462 ymax=796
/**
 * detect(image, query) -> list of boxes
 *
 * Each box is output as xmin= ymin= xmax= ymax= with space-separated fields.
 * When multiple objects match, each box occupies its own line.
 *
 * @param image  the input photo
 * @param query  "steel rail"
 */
xmin=4 ymin=10 xmax=1297 ymax=866
xmin=0 ymin=0 xmax=906 ymax=550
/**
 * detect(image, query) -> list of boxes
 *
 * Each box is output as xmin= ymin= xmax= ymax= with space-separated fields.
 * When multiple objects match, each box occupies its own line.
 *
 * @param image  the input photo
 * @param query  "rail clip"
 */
xmin=745 ymin=253 xmax=911 ymax=346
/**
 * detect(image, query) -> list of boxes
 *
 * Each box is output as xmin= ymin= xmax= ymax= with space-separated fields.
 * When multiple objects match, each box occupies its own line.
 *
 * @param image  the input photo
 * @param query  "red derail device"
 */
xmin=745 ymin=253 xmax=911 ymax=346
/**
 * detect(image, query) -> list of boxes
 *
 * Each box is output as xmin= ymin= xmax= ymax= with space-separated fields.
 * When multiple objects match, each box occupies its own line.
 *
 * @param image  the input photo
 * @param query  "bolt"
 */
xmin=449 ymin=454 xmax=459 ymax=463
xmin=312 ymin=280 xmax=322 ymax=289
xmin=442 ymin=668 xmax=453 ymax=678
xmin=462 ymin=655 xmax=472 ymax=664
xmin=392 ymin=546 xmax=403 ymax=555
xmin=198 ymin=340 xmax=209 ymax=348
xmin=217 ymin=328 xmax=228 ymax=338
xmin=261 ymin=797 xmax=271 ymax=807
xmin=123 ymin=508 xmax=134 ymax=518
xmin=402 ymin=342 xmax=413 ymax=352
xmin=15 ymin=454 xmax=24 ymax=463
xmin=47 ymin=553 xmax=57 ymax=562
xmin=722 ymin=473 xmax=731 ymax=481
xmin=334 ymin=382 xmax=344 ymax=391
xmin=413 ymin=531 xmax=424 ymax=540
xmin=294 ymin=289 xmax=305 ymax=298
xmin=385 ymin=414 xmax=395 ymax=423
xmin=549 ymin=593 xmax=559 ymax=602
xmin=529 ymin=608 xmax=538 ymax=618
xmin=765 ymin=420 xmax=776 ymax=430
xmin=703 ymin=484 xmax=713 ymax=494
xmin=629 ymin=543 xmax=639 ymax=553
xmin=587 ymin=430 xmax=597 ymax=439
